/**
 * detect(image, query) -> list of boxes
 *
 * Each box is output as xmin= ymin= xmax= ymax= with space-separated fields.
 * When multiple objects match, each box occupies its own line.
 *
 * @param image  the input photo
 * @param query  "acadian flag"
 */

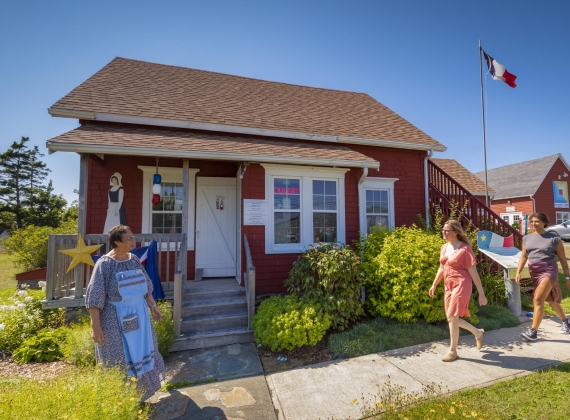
xmin=477 ymin=230 xmax=515 ymax=250
xmin=482 ymin=50 xmax=517 ymax=88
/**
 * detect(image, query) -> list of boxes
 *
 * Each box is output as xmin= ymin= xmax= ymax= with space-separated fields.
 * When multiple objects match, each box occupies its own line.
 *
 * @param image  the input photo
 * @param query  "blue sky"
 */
xmin=2 ymin=0 xmax=569 ymax=204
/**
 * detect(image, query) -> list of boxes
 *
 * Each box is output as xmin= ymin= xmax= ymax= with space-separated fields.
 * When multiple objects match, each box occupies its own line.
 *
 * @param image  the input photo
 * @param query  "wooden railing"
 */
xmin=173 ymin=233 xmax=187 ymax=338
xmin=243 ymin=235 xmax=256 ymax=329
xmin=428 ymin=160 xmax=523 ymax=249
xmin=44 ymin=233 xmax=184 ymax=308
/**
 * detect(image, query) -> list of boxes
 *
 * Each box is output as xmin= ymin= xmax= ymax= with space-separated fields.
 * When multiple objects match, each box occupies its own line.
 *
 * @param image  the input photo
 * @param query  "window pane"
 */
xmin=313 ymin=180 xmax=336 ymax=210
xmin=274 ymin=178 xmax=300 ymax=210
xmin=313 ymin=212 xmax=337 ymax=243
xmin=366 ymin=201 xmax=374 ymax=213
xmin=274 ymin=212 xmax=300 ymax=244
xmin=313 ymin=180 xmax=324 ymax=195
xmin=366 ymin=190 xmax=374 ymax=201
xmin=152 ymin=214 xmax=163 ymax=233
xmin=313 ymin=194 xmax=324 ymax=210
xmin=367 ymin=215 xmax=388 ymax=233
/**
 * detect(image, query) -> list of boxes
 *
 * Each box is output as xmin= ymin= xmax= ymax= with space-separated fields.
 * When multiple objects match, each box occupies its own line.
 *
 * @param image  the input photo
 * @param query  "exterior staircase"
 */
xmin=166 ymin=278 xmax=254 ymax=351
xmin=427 ymin=159 xmax=522 ymax=246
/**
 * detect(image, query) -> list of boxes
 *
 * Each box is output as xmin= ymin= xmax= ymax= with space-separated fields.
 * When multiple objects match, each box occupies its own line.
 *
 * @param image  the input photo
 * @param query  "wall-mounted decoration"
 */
xmin=553 ymin=181 xmax=569 ymax=209
xmin=103 ymin=172 xmax=127 ymax=233
xmin=152 ymin=159 xmax=162 ymax=206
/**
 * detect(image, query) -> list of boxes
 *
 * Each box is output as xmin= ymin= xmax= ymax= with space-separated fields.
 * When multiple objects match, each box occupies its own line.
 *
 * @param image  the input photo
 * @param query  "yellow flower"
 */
xmin=352 ymin=399 xmax=358 ymax=405
xmin=471 ymin=412 xmax=477 ymax=417
xmin=430 ymin=409 xmax=436 ymax=413
xmin=449 ymin=407 xmax=456 ymax=414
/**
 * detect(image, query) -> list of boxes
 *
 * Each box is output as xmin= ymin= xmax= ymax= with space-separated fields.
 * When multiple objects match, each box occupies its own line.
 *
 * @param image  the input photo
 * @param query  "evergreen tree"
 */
xmin=0 ymin=137 xmax=67 ymax=229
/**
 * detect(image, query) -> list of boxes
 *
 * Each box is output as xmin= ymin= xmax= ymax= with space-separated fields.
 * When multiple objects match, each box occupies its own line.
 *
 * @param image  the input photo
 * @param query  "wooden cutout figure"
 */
xmin=103 ymin=172 xmax=127 ymax=233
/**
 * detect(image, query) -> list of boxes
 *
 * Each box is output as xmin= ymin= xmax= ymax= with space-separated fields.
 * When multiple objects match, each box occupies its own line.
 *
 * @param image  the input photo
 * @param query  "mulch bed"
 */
xmin=0 ymin=354 xmax=73 ymax=381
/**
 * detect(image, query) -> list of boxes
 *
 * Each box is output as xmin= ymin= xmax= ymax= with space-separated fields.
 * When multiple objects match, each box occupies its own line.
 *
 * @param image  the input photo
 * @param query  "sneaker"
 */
xmin=559 ymin=319 xmax=570 ymax=334
xmin=521 ymin=328 xmax=538 ymax=341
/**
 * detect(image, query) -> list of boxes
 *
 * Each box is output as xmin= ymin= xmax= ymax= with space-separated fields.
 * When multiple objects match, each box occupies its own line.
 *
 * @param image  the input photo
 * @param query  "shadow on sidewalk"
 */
xmin=149 ymin=390 xmax=225 ymax=420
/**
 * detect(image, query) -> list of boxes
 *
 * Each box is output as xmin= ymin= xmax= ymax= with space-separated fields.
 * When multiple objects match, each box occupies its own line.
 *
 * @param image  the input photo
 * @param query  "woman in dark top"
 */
xmin=516 ymin=212 xmax=570 ymax=341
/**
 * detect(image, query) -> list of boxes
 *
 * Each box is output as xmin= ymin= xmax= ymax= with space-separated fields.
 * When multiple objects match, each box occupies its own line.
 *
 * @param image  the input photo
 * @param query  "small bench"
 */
xmin=477 ymin=231 xmax=533 ymax=316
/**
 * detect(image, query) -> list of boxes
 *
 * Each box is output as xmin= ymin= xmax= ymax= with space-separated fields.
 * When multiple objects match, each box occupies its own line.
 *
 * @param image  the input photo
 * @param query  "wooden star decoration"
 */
xmin=59 ymin=234 xmax=104 ymax=273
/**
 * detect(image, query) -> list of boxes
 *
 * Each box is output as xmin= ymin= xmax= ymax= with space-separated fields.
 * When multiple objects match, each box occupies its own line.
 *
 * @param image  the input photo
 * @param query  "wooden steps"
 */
xmin=167 ymin=278 xmax=254 ymax=352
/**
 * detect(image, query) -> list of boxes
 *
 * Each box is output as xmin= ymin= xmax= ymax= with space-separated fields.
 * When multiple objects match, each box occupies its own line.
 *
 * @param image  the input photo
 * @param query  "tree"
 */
xmin=0 ymin=137 xmax=67 ymax=229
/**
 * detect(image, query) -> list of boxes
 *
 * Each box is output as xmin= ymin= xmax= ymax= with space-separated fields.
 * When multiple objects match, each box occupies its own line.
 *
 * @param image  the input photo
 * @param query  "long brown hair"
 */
xmin=444 ymin=220 xmax=470 ymax=243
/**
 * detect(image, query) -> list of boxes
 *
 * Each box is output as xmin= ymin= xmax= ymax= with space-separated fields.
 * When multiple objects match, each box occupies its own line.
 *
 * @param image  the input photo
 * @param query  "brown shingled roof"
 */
xmin=50 ymin=57 xmax=444 ymax=149
xmin=46 ymin=123 xmax=379 ymax=168
xmin=430 ymin=158 xmax=495 ymax=195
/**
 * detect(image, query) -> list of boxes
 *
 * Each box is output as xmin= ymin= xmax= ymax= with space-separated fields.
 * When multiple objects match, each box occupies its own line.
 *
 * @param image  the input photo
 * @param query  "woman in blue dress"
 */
xmin=86 ymin=224 xmax=165 ymax=401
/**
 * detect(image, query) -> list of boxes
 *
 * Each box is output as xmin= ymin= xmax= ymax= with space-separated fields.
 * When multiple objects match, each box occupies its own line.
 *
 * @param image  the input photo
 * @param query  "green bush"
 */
xmin=363 ymin=225 xmax=479 ymax=324
xmin=252 ymin=295 xmax=331 ymax=351
xmin=152 ymin=300 xmax=174 ymax=357
xmin=12 ymin=328 xmax=66 ymax=364
xmin=61 ymin=319 xmax=96 ymax=367
xmin=360 ymin=225 xmax=391 ymax=281
xmin=3 ymin=219 xmax=76 ymax=271
xmin=285 ymin=243 xmax=363 ymax=330
xmin=0 ymin=287 xmax=65 ymax=352
xmin=477 ymin=272 xmax=507 ymax=307
xmin=0 ymin=366 xmax=149 ymax=419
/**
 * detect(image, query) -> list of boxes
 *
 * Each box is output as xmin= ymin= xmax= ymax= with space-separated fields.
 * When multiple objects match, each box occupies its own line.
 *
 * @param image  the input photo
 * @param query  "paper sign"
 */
xmin=244 ymin=199 xmax=268 ymax=225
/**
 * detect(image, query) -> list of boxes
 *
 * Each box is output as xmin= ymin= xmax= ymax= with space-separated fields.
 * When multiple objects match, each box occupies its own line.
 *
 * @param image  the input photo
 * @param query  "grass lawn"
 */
xmin=328 ymin=304 xmax=520 ymax=359
xmin=0 ymin=252 xmax=19 ymax=303
xmin=359 ymin=362 xmax=570 ymax=419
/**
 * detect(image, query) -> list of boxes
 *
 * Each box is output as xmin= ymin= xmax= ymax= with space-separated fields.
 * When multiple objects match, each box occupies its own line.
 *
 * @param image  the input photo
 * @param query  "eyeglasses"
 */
xmin=122 ymin=235 xmax=136 ymax=242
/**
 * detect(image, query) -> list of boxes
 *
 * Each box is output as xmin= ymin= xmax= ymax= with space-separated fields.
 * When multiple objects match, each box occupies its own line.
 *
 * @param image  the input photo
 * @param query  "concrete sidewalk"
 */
xmin=149 ymin=316 xmax=570 ymax=420
xmin=267 ymin=316 xmax=570 ymax=419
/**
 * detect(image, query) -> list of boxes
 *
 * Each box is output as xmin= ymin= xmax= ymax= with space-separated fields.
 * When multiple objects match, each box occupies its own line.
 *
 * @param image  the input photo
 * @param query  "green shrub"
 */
xmin=12 ymin=328 xmax=66 ymax=364
xmin=3 ymin=219 xmax=76 ymax=271
xmin=61 ymin=319 xmax=96 ymax=367
xmin=285 ymin=243 xmax=363 ymax=330
xmin=363 ymin=225 xmax=479 ymax=324
xmin=0 ymin=287 xmax=65 ymax=352
xmin=252 ymin=295 xmax=331 ymax=351
xmin=477 ymin=272 xmax=507 ymax=306
xmin=360 ymin=225 xmax=391 ymax=281
xmin=151 ymin=300 xmax=174 ymax=357
xmin=0 ymin=366 xmax=149 ymax=419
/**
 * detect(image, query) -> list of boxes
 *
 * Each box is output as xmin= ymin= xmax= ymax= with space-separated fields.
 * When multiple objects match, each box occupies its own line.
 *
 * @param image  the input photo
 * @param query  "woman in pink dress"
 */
xmin=429 ymin=220 xmax=487 ymax=362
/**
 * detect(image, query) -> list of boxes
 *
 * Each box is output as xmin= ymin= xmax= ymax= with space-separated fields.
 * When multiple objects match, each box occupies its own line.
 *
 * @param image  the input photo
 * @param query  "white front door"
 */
xmin=195 ymin=178 xmax=237 ymax=278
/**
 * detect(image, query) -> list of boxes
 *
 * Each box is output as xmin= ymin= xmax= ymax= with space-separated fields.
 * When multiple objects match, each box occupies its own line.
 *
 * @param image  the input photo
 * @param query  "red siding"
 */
xmin=533 ymin=158 xmax=570 ymax=224
xmin=85 ymin=146 xmax=428 ymax=295
xmin=490 ymin=157 xmax=570 ymax=226
xmin=491 ymin=197 xmax=534 ymax=217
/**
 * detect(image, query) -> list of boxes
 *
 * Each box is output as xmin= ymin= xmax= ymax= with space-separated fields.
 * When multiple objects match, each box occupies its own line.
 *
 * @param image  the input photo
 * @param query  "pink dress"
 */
xmin=439 ymin=242 xmax=477 ymax=317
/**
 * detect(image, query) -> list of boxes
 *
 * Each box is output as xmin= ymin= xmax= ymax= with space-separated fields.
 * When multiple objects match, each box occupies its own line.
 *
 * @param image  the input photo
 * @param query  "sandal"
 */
xmin=476 ymin=329 xmax=485 ymax=351
xmin=441 ymin=353 xmax=459 ymax=362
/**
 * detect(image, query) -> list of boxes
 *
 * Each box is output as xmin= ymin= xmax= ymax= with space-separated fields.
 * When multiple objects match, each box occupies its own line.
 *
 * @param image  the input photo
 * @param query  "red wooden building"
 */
xmin=44 ymin=57 xmax=448 ymax=348
xmin=475 ymin=154 xmax=570 ymax=229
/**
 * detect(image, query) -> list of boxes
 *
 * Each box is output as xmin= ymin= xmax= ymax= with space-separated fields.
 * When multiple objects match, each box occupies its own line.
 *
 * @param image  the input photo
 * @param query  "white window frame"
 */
xmin=139 ymin=166 xmax=199 ymax=249
xmin=358 ymin=177 xmax=398 ymax=234
xmin=556 ymin=211 xmax=570 ymax=225
xmin=262 ymin=163 xmax=348 ymax=254
xmin=500 ymin=212 xmax=523 ymax=226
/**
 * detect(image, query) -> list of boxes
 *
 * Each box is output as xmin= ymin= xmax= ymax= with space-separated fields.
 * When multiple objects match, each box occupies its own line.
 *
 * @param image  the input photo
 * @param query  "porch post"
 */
xmin=182 ymin=159 xmax=189 ymax=285
xmin=74 ymin=153 xmax=89 ymax=298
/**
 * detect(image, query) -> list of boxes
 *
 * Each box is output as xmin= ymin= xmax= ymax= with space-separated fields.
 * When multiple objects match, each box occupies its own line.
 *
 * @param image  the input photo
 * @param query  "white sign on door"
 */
xmin=244 ymin=199 xmax=268 ymax=225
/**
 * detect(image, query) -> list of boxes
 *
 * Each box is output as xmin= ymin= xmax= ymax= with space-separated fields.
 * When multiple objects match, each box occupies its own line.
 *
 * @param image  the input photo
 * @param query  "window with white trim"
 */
xmin=358 ymin=177 xmax=398 ymax=234
xmin=138 ymin=166 xmax=199 ymax=249
xmin=557 ymin=211 xmax=570 ymax=224
xmin=263 ymin=164 xmax=347 ymax=253
xmin=152 ymin=182 xmax=183 ymax=233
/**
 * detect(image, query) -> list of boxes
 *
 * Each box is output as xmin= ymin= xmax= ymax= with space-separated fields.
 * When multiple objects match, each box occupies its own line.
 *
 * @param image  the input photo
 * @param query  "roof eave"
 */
xmin=46 ymin=141 xmax=380 ymax=170
xmin=48 ymin=107 xmax=446 ymax=153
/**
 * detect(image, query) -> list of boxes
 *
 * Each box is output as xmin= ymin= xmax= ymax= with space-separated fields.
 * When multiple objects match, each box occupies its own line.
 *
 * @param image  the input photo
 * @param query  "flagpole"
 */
xmin=479 ymin=40 xmax=490 ymax=207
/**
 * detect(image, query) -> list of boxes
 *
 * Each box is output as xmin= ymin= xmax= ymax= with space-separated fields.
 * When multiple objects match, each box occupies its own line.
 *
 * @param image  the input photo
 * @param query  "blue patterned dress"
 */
xmin=85 ymin=254 xmax=166 ymax=401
